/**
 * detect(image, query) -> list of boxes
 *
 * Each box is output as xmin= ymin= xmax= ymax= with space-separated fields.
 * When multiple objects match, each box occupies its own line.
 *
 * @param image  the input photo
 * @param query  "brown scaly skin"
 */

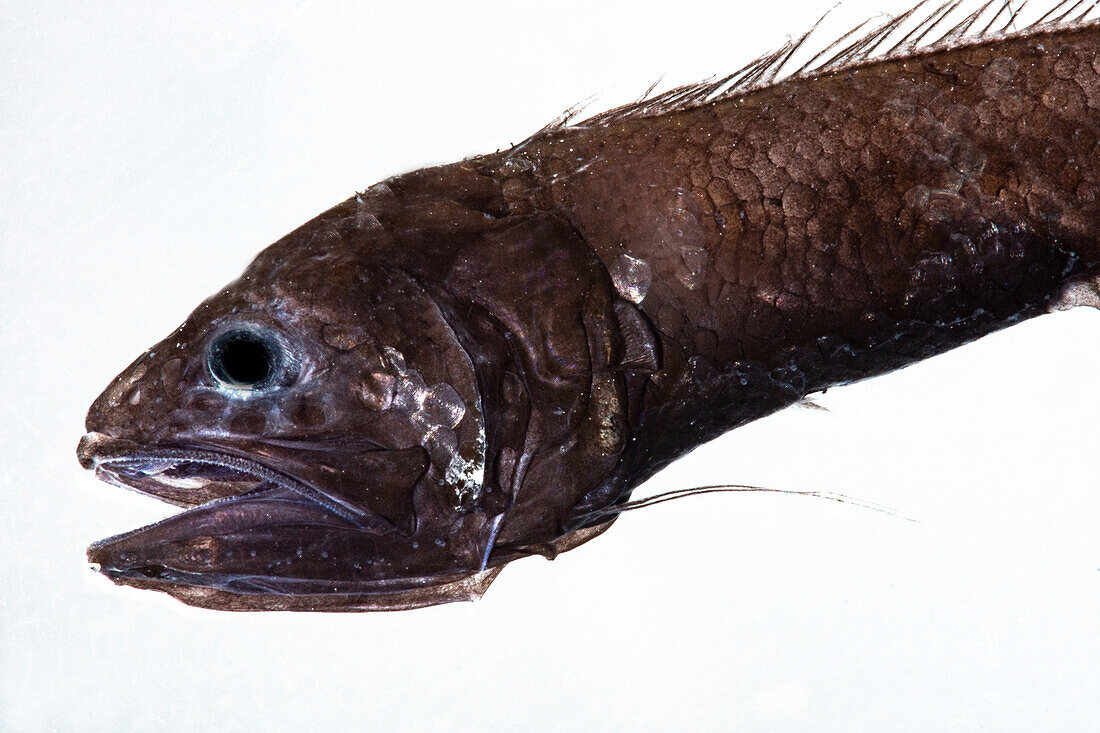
xmin=491 ymin=25 xmax=1100 ymax=527
xmin=81 ymin=24 xmax=1100 ymax=610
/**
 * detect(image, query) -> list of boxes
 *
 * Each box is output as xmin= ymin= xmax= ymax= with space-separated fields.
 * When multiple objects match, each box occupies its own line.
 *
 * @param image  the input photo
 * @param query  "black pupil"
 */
xmin=211 ymin=331 xmax=274 ymax=388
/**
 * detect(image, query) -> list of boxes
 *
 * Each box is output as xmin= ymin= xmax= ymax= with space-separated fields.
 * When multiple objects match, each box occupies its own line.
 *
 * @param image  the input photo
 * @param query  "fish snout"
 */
xmin=84 ymin=348 xmax=188 ymax=439
xmin=76 ymin=432 xmax=141 ymax=469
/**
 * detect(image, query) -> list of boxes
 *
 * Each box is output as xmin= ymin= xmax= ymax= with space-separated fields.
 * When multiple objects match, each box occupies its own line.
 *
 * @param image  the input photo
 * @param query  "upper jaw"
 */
xmin=79 ymin=432 xmax=263 ymax=511
xmin=77 ymin=431 xmax=391 ymax=530
xmin=76 ymin=431 xmax=137 ymax=469
xmin=78 ymin=431 xmax=268 ymax=507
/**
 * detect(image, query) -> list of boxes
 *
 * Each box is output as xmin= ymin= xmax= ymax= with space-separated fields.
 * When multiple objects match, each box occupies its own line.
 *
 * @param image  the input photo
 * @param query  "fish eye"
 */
xmin=207 ymin=327 xmax=287 ymax=391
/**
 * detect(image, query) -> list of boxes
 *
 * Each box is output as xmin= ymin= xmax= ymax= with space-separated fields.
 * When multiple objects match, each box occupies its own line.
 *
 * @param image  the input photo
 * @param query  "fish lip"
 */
xmin=77 ymin=432 xmax=137 ymax=469
xmin=78 ymin=431 xmax=376 ymax=527
xmin=79 ymin=432 xmax=263 ymax=509
xmin=94 ymin=560 xmax=479 ymax=595
xmin=92 ymin=562 xmax=504 ymax=612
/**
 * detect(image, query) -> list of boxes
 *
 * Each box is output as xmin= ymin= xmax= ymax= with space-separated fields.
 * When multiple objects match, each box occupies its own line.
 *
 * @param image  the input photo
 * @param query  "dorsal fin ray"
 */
xmin=540 ymin=0 xmax=1100 ymax=132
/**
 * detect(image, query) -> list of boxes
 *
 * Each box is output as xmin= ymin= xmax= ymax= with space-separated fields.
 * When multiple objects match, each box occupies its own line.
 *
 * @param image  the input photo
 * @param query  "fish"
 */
xmin=78 ymin=1 xmax=1100 ymax=611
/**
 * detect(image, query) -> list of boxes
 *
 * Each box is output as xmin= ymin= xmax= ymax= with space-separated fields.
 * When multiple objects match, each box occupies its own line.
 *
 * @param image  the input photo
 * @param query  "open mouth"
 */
xmin=78 ymin=432 xmax=495 ymax=611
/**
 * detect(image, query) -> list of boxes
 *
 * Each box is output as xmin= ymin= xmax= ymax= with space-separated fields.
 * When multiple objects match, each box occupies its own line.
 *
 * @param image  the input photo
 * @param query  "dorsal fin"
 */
xmin=538 ymin=0 xmax=1100 ymax=131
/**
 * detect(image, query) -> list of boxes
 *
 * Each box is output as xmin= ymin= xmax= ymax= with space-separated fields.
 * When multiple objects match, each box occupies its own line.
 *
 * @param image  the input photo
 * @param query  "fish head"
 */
xmin=78 ymin=209 xmax=504 ymax=610
xmin=78 ymin=166 xmax=650 ymax=610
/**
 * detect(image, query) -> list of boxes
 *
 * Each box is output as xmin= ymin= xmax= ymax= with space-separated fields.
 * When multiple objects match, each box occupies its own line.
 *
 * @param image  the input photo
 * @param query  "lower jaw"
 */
xmin=96 ymin=566 xmax=504 ymax=612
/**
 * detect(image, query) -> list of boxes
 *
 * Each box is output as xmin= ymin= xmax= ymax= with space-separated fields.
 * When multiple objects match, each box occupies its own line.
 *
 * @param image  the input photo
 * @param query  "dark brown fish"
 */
xmin=78 ymin=3 xmax=1100 ymax=611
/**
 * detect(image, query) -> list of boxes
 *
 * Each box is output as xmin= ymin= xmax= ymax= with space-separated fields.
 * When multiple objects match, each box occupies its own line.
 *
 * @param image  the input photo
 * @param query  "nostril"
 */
xmin=102 ymin=361 xmax=148 ymax=409
xmin=161 ymin=357 xmax=183 ymax=396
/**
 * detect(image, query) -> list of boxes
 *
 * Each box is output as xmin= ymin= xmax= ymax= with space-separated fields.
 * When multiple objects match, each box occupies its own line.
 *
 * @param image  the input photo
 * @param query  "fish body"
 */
xmin=79 ymin=10 xmax=1100 ymax=610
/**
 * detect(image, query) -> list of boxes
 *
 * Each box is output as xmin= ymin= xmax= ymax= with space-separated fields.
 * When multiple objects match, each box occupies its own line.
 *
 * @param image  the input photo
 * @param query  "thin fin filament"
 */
xmin=580 ymin=483 xmax=918 ymax=524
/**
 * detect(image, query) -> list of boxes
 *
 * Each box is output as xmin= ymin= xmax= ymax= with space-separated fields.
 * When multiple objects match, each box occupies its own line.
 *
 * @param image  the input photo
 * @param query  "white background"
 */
xmin=2 ymin=1 xmax=1098 ymax=730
